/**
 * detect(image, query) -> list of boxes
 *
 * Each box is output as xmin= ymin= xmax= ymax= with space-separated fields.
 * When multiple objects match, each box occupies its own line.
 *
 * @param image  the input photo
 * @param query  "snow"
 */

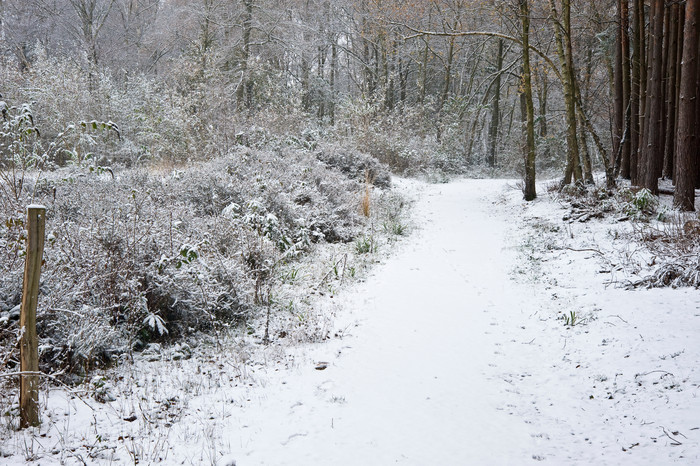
xmin=2 ymin=178 xmax=699 ymax=464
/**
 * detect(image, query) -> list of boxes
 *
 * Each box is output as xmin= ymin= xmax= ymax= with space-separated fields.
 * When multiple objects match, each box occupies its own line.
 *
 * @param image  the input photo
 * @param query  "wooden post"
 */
xmin=20 ymin=205 xmax=46 ymax=429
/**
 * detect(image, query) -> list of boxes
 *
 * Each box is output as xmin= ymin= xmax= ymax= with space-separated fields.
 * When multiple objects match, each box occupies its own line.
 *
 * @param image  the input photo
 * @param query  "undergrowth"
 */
xmin=0 ymin=145 xmax=399 ymax=381
xmin=549 ymin=180 xmax=700 ymax=289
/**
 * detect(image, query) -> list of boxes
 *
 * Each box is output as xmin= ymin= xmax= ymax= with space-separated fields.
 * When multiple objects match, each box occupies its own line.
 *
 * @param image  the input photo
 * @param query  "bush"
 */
xmin=0 ymin=146 xmax=364 ymax=376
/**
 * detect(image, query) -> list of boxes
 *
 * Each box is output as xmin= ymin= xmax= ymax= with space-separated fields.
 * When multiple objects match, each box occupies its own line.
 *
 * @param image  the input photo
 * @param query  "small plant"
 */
xmin=623 ymin=188 xmax=659 ymax=219
xmin=383 ymin=221 xmax=406 ymax=236
xmin=143 ymin=312 xmax=169 ymax=336
xmin=562 ymin=310 xmax=578 ymax=327
xmin=282 ymin=267 xmax=299 ymax=283
xmin=355 ymin=235 xmax=376 ymax=254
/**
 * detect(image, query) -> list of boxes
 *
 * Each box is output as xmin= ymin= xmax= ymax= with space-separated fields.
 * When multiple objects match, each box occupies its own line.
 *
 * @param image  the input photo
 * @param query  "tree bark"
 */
xmin=613 ymin=0 xmax=624 ymax=173
xmin=548 ymin=0 xmax=582 ymax=185
xmin=674 ymin=0 xmax=698 ymax=210
xmin=534 ymin=64 xmax=549 ymax=161
xmin=663 ymin=2 xmax=681 ymax=180
xmin=330 ymin=36 xmax=337 ymax=125
xmin=639 ymin=0 xmax=664 ymax=194
xmin=487 ymin=38 xmax=503 ymax=168
xmin=237 ymin=0 xmax=254 ymax=109
xmin=629 ymin=0 xmax=644 ymax=184
xmin=578 ymin=110 xmax=594 ymax=184
xmin=620 ymin=0 xmax=632 ymax=178
xmin=520 ymin=0 xmax=537 ymax=201
xmin=634 ymin=0 xmax=647 ymax=183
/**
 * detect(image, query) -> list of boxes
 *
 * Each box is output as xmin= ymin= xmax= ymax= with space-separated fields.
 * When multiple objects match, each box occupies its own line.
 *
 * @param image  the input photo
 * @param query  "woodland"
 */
xmin=1 ymin=0 xmax=700 ymax=418
xmin=1 ymin=0 xmax=698 ymax=198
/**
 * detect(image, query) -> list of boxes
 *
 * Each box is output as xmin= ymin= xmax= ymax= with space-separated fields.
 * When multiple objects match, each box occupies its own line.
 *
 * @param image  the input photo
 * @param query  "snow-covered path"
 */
xmin=7 ymin=179 xmax=698 ymax=465
xmin=234 ymin=179 xmax=700 ymax=466
xmin=238 ymin=180 xmax=536 ymax=464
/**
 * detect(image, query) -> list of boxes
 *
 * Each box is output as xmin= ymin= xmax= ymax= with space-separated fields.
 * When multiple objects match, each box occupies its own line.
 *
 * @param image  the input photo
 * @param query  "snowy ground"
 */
xmin=2 ymin=178 xmax=699 ymax=465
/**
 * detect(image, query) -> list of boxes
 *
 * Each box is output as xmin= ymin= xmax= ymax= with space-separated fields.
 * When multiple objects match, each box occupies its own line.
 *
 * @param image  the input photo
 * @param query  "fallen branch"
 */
xmin=565 ymin=247 xmax=605 ymax=256
xmin=661 ymin=427 xmax=683 ymax=446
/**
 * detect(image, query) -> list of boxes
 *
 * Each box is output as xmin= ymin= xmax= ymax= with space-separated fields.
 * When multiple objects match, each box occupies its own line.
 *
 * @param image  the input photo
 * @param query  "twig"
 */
xmin=565 ymin=247 xmax=605 ymax=256
xmin=318 ymin=256 xmax=346 ymax=287
xmin=661 ymin=427 xmax=683 ymax=446
xmin=0 ymin=370 xmax=96 ymax=410
xmin=0 ymin=329 xmax=23 ymax=368
xmin=635 ymin=370 xmax=674 ymax=378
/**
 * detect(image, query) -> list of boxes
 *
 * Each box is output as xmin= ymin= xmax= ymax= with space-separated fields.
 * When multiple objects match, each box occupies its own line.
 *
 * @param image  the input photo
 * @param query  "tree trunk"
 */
xmin=549 ymin=0 xmax=582 ymax=185
xmin=520 ymin=0 xmax=537 ymax=201
xmin=439 ymin=33 xmax=456 ymax=113
xmin=419 ymin=37 xmax=429 ymax=105
xmin=629 ymin=0 xmax=643 ymax=184
xmin=663 ymin=2 xmax=681 ymax=179
xmin=487 ymin=38 xmax=503 ymax=168
xmin=330 ymin=37 xmax=337 ymax=125
xmin=613 ymin=0 xmax=624 ymax=173
xmin=574 ymin=77 xmax=616 ymax=189
xmin=578 ymin=110 xmax=594 ymax=184
xmin=634 ymin=0 xmax=648 ymax=182
xmin=639 ymin=0 xmax=665 ymax=194
xmin=674 ymin=0 xmax=698 ymax=210
xmin=534 ymin=62 xmax=550 ymax=161
xmin=620 ymin=0 xmax=632 ymax=178
xmin=237 ymin=0 xmax=254 ymax=109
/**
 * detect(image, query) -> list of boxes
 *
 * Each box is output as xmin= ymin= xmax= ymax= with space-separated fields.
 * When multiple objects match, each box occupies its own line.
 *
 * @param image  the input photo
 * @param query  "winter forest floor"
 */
xmin=3 ymin=178 xmax=700 ymax=465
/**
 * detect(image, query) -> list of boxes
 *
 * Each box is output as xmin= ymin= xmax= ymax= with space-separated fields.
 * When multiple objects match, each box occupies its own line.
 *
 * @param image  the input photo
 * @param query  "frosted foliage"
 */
xmin=1 ymin=52 xmax=197 ymax=167
xmin=0 ymin=147 xmax=362 ymax=373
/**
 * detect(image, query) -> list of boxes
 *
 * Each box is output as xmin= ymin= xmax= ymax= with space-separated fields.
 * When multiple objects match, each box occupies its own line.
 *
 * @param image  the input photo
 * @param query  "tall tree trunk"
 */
xmin=439 ymin=34 xmax=456 ymax=112
xmin=548 ymin=0 xmax=582 ymax=185
xmin=398 ymin=57 xmax=408 ymax=102
xmin=639 ymin=0 xmax=665 ymax=194
xmin=419 ymin=37 xmax=429 ymax=105
xmin=534 ymin=62 xmax=550 ymax=161
xmin=696 ymin=11 xmax=700 ymax=189
xmin=330 ymin=37 xmax=337 ymax=125
xmin=360 ymin=0 xmax=375 ymax=97
xmin=663 ymin=2 xmax=681 ymax=179
xmin=487 ymin=38 xmax=503 ymax=168
xmin=634 ymin=0 xmax=647 ymax=182
xmin=520 ymin=0 xmax=537 ymax=201
xmin=613 ymin=0 xmax=624 ymax=173
xmin=237 ymin=0 xmax=254 ymax=109
xmin=629 ymin=0 xmax=643 ymax=183
xmin=620 ymin=0 xmax=632 ymax=178
xmin=657 ymin=5 xmax=671 ymax=179
xmin=674 ymin=0 xmax=699 ymax=210
xmin=578 ymin=110 xmax=594 ymax=184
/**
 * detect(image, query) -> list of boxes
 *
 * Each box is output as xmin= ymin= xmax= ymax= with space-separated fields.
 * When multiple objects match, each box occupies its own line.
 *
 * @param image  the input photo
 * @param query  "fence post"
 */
xmin=20 ymin=205 xmax=46 ymax=429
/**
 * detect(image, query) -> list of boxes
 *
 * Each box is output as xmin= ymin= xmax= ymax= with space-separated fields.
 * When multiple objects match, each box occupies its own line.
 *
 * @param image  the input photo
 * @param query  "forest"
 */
xmin=1 ymin=0 xmax=698 ymax=197
xmin=0 ymin=1 xmax=699 ymax=463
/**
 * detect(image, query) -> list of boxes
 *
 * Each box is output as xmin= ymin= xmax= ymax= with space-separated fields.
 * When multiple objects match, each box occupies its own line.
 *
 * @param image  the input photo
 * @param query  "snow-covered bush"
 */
xmin=621 ymin=188 xmax=660 ymax=220
xmin=0 ymin=146 xmax=364 ymax=376
xmin=1 ymin=50 xmax=199 ymax=168
xmin=314 ymin=143 xmax=391 ymax=189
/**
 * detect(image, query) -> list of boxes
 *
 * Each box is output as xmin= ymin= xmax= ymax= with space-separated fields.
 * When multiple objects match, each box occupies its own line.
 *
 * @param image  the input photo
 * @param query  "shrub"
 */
xmin=0 ymin=145 xmax=365 ymax=376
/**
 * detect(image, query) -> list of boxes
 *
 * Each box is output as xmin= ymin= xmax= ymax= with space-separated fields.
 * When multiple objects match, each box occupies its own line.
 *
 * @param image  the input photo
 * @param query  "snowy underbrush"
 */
xmin=333 ymin=101 xmax=469 ymax=180
xmin=0 ymin=146 xmax=403 ymax=384
xmin=504 ymin=180 xmax=699 ymax=463
xmin=537 ymin=179 xmax=700 ymax=289
xmin=0 ymin=157 xmax=411 ymax=462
